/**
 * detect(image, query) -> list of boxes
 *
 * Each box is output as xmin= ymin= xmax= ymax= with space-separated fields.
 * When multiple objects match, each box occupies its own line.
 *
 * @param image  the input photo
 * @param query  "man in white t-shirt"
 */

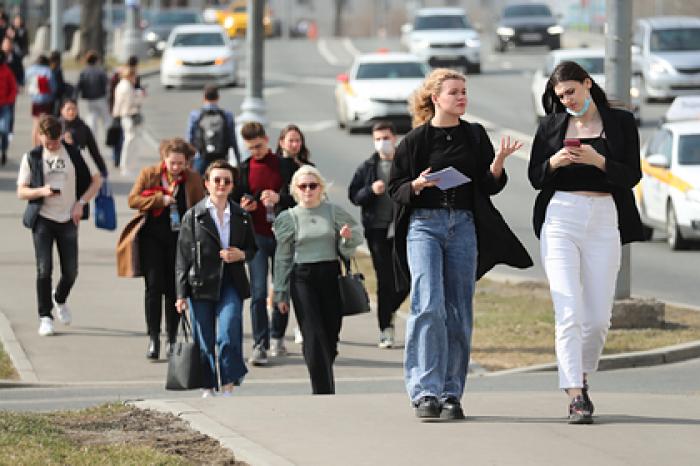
xmin=17 ymin=115 xmax=102 ymax=336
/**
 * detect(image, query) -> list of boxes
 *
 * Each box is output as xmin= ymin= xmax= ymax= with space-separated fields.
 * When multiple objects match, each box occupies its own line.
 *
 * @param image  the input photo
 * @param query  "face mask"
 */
xmin=374 ymin=139 xmax=394 ymax=156
xmin=566 ymin=96 xmax=591 ymax=117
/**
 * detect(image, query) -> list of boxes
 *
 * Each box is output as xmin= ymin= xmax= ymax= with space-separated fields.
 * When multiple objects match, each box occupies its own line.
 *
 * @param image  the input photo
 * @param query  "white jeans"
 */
xmin=121 ymin=115 xmax=143 ymax=175
xmin=83 ymin=98 xmax=111 ymax=142
xmin=541 ymin=191 xmax=621 ymax=389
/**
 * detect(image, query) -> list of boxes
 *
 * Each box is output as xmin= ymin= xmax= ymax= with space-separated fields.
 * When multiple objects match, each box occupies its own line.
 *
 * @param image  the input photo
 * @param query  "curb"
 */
xmin=131 ymin=399 xmax=295 ymax=466
xmin=0 ymin=309 xmax=38 ymax=383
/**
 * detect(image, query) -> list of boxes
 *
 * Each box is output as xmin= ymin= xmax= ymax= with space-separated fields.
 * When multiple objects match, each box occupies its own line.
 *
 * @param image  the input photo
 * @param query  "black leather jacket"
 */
xmin=176 ymin=198 xmax=257 ymax=301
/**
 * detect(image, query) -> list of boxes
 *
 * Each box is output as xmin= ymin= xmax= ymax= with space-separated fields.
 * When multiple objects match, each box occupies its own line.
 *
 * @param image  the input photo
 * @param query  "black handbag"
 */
xmin=337 ymin=256 xmax=371 ymax=316
xmin=105 ymin=117 xmax=122 ymax=147
xmin=165 ymin=316 xmax=203 ymax=390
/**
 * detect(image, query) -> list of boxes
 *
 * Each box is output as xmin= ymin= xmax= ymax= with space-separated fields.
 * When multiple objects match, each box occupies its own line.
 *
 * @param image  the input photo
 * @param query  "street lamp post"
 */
xmin=50 ymin=0 xmax=64 ymax=51
xmin=121 ymin=0 xmax=145 ymax=62
xmin=238 ymin=0 xmax=267 ymax=126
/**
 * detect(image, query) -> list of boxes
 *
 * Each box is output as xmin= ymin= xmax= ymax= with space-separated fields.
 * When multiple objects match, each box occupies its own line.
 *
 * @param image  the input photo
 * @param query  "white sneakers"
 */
xmin=378 ymin=326 xmax=395 ymax=349
xmin=38 ymin=317 xmax=55 ymax=336
xmin=270 ymin=338 xmax=288 ymax=357
xmin=294 ymin=326 xmax=304 ymax=344
xmin=52 ymin=290 xmax=72 ymax=326
xmin=201 ymin=388 xmax=215 ymax=398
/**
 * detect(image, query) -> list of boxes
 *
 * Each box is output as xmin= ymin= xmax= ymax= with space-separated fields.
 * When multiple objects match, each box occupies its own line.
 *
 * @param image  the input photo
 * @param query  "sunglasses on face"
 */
xmin=297 ymin=182 xmax=319 ymax=191
xmin=212 ymin=177 xmax=232 ymax=186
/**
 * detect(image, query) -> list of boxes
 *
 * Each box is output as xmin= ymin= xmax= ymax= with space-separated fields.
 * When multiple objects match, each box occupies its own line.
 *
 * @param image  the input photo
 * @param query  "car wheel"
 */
xmin=666 ymin=202 xmax=688 ymax=250
xmin=163 ymin=85 xmax=173 ymax=90
xmin=495 ymin=41 xmax=506 ymax=53
xmin=337 ymin=120 xmax=346 ymax=129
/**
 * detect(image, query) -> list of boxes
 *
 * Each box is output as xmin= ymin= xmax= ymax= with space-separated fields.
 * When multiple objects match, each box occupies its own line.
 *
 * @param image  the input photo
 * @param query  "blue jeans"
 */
xmin=190 ymin=279 xmax=247 ymax=390
xmin=405 ymin=208 xmax=477 ymax=403
xmin=247 ymin=233 xmax=288 ymax=349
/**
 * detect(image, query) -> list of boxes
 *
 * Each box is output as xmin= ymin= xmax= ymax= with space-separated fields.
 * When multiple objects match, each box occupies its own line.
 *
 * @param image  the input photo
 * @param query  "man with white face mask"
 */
xmin=349 ymin=121 xmax=409 ymax=348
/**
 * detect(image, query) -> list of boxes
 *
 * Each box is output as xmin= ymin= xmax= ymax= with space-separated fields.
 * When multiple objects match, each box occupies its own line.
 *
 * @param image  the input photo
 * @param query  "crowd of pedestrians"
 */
xmin=6 ymin=22 xmax=643 ymax=423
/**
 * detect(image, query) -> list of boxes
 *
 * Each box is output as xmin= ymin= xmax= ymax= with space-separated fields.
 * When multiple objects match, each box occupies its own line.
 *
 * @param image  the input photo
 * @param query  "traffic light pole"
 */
xmin=239 ymin=0 xmax=267 ymax=125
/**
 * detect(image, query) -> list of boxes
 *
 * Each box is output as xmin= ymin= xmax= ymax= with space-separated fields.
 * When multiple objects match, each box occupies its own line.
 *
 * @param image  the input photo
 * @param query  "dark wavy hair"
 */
xmin=275 ymin=124 xmax=311 ymax=164
xmin=541 ymin=61 xmax=610 ymax=115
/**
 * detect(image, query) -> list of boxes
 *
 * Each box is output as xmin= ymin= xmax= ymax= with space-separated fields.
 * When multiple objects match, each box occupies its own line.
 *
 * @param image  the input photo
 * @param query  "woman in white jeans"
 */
xmin=529 ymin=61 xmax=644 ymax=424
xmin=112 ymin=67 xmax=144 ymax=176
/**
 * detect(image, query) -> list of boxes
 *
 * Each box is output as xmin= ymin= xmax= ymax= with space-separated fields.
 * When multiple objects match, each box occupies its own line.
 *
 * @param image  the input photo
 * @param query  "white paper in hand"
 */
xmin=423 ymin=167 xmax=471 ymax=190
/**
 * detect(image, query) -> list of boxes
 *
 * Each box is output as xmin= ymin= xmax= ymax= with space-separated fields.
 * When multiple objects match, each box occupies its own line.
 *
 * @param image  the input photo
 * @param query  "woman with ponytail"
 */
xmin=388 ymin=68 xmax=532 ymax=420
xmin=529 ymin=61 xmax=644 ymax=424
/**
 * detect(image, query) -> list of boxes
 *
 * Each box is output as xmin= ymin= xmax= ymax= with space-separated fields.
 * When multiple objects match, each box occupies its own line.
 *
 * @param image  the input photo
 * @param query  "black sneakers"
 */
xmin=414 ymin=396 xmax=441 ymax=419
xmin=582 ymin=381 xmax=595 ymax=415
xmin=568 ymin=395 xmax=593 ymax=424
xmin=440 ymin=398 xmax=465 ymax=420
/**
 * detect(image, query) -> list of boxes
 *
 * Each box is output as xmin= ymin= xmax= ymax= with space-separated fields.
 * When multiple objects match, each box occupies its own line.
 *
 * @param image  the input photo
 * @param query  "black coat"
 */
xmin=388 ymin=121 xmax=533 ymax=290
xmin=60 ymin=116 xmax=107 ymax=176
xmin=348 ymin=151 xmax=394 ymax=235
xmin=528 ymin=106 xmax=644 ymax=244
xmin=176 ymin=199 xmax=257 ymax=302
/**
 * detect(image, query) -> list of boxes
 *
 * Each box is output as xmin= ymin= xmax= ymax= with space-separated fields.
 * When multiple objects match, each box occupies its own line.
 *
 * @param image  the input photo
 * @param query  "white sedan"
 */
xmin=635 ymin=97 xmax=700 ymax=250
xmin=531 ymin=48 xmax=641 ymax=125
xmin=335 ymin=52 xmax=429 ymax=133
xmin=160 ymin=24 xmax=238 ymax=89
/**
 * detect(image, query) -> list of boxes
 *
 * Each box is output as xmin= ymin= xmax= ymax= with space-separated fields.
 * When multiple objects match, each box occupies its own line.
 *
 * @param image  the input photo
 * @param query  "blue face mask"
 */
xmin=566 ymin=96 xmax=591 ymax=117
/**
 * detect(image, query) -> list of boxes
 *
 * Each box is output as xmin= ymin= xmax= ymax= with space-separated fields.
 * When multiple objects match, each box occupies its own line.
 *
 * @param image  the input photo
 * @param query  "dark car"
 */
xmin=61 ymin=4 xmax=126 ymax=51
xmin=495 ymin=3 xmax=562 ymax=52
xmin=142 ymin=8 xmax=203 ymax=56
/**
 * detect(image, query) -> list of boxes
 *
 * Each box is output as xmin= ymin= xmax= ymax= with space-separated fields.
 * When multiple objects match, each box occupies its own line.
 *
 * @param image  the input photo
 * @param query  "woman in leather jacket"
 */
xmin=175 ymin=159 xmax=257 ymax=397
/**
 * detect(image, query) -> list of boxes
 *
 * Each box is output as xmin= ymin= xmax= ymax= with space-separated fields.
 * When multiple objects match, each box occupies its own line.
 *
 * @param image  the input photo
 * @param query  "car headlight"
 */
xmin=650 ymin=60 xmax=670 ymax=74
xmin=144 ymin=31 xmax=159 ymax=42
xmin=547 ymin=25 xmax=564 ymax=35
xmin=465 ymin=38 xmax=481 ymax=48
xmin=687 ymin=189 xmax=700 ymax=204
xmin=214 ymin=56 xmax=231 ymax=65
xmin=496 ymin=27 xmax=515 ymax=37
xmin=224 ymin=16 xmax=235 ymax=29
xmin=630 ymin=86 xmax=640 ymax=98
xmin=172 ymin=58 xmax=184 ymax=67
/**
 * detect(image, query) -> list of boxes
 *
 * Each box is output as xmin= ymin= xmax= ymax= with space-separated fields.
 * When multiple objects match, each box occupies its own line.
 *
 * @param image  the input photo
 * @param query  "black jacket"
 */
xmin=232 ymin=152 xmax=296 ymax=215
xmin=77 ymin=65 xmax=108 ymax=100
xmin=348 ymin=151 xmax=394 ymax=234
xmin=528 ymin=106 xmax=644 ymax=244
xmin=388 ymin=121 xmax=533 ymax=290
xmin=176 ymin=199 xmax=257 ymax=302
xmin=60 ymin=116 xmax=108 ymax=176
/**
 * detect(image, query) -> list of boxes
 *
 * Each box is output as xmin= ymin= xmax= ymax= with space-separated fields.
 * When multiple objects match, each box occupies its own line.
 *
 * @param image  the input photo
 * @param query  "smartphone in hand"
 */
xmin=564 ymin=138 xmax=581 ymax=148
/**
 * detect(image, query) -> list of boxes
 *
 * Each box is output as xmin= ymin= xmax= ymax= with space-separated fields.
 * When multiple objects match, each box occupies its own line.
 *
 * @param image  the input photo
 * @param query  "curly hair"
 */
xmin=159 ymin=137 xmax=196 ymax=161
xmin=409 ymin=68 xmax=465 ymax=127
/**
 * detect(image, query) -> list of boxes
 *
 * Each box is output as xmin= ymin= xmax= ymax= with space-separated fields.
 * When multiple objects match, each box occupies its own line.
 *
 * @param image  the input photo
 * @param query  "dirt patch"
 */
xmin=53 ymin=404 xmax=248 ymax=466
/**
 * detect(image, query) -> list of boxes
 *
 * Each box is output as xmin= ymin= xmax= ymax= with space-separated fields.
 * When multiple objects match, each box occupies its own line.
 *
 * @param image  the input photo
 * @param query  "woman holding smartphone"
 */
xmin=529 ymin=61 xmax=644 ymax=424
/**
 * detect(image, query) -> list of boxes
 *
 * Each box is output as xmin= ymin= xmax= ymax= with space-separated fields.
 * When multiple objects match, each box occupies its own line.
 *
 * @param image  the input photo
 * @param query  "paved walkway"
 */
xmin=1 ymin=57 xmax=699 ymax=466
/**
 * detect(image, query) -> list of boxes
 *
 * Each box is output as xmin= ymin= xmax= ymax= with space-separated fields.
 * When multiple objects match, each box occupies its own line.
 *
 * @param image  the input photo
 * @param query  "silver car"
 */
xmin=633 ymin=16 xmax=700 ymax=101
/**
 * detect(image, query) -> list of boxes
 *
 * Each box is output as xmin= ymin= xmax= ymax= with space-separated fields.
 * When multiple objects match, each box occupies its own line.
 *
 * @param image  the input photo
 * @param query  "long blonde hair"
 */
xmin=409 ymin=68 xmax=466 ymax=127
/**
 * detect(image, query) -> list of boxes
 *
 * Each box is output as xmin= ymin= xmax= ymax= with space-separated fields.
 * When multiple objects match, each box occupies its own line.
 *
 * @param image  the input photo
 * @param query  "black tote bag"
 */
xmin=337 ymin=256 xmax=371 ymax=316
xmin=165 ymin=316 xmax=202 ymax=390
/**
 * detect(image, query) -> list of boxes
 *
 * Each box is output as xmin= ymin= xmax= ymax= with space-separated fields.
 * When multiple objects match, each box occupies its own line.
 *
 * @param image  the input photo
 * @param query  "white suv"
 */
xmin=633 ymin=16 xmax=700 ymax=101
xmin=401 ymin=8 xmax=481 ymax=74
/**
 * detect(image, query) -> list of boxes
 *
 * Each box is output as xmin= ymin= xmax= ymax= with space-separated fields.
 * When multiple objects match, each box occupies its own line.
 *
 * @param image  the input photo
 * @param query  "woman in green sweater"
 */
xmin=273 ymin=165 xmax=362 ymax=394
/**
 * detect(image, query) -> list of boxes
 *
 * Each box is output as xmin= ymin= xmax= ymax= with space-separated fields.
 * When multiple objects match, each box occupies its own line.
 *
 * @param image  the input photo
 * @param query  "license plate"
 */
xmin=521 ymin=33 xmax=542 ymax=42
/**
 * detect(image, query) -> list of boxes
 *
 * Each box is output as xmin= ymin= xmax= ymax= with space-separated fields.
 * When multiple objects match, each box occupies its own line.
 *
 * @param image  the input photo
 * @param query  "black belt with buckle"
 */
xmin=440 ymin=189 xmax=457 ymax=209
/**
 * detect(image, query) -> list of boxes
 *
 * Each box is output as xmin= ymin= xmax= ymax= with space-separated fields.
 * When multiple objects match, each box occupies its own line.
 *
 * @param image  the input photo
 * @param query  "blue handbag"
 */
xmin=94 ymin=180 xmax=117 ymax=231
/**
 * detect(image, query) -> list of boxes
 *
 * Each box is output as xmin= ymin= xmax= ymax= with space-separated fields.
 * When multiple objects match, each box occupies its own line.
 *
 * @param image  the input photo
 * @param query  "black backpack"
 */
xmin=193 ymin=108 xmax=230 ymax=161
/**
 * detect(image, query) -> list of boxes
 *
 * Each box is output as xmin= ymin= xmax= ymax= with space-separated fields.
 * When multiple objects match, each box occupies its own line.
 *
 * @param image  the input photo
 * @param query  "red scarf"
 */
xmin=140 ymin=162 xmax=187 ymax=217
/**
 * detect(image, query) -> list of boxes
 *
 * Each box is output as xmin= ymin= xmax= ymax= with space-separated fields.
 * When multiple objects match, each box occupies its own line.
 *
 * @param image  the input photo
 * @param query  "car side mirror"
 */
xmin=646 ymin=154 xmax=670 ymax=168
xmin=336 ymin=73 xmax=349 ymax=84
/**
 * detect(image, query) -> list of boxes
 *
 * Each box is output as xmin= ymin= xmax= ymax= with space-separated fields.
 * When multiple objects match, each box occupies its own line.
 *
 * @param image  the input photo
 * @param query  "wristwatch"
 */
xmin=78 ymin=199 xmax=87 ymax=206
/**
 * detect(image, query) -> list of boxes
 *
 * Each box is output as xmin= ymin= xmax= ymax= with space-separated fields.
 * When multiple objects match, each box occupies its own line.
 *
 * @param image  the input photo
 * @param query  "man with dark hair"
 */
xmin=348 ymin=121 xmax=408 ymax=348
xmin=233 ymin=121 xmax=294 ymax=365
xmin=186 ymin=84 xmax=241 ymax=174
xmin=16 ymin=115 xmax=102 ymax=336
xmin=76 ymin=50 xmax=110 ymax=142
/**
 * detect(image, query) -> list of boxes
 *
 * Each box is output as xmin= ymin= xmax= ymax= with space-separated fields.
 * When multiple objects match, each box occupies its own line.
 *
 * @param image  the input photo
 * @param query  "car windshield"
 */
xmin=678 ymin=134 xmax=700 ymax=165
xmin=503 ymin=4 xmax=552 ymax=17
xmin=356 ymin=62 xmax=428 ymax=79
xmin=151 ymin=11 xmax=201 ymax=25
xmin=172 ymin=32 xmax=225 ymax=47
xmin=552 ymin=57 xmax=604 ymax=75
xmin=414 ymin=15 xmax=469 ymax=30
xmin=650 ymin=28 xmax=700 ymax=52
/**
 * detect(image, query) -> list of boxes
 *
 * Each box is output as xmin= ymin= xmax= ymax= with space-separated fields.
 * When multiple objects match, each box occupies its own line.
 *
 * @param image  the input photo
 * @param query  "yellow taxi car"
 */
xmin=216 ymin=0 xmax=274 ymax=38
xmin=635 ymin=96 xmax=700 ymax=250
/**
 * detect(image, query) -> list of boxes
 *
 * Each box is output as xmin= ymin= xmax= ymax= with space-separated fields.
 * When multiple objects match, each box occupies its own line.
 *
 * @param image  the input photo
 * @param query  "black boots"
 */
xmin=147 ymin=334 xmax=160 ymax=360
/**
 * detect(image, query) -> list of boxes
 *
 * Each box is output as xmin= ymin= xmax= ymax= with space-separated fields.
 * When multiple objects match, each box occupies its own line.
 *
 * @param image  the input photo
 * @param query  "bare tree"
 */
xmin=79 ymin=0 xmax=104 ymax=58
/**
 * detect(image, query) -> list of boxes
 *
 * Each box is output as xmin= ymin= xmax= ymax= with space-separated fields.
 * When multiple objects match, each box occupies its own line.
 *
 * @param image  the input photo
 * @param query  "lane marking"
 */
xmin=317 ymin=38 xmax=341 ymax=66
xmin=342 ymin=37 xmax=361 ymax=57
xmin=266 ymin=71 xmax=336 ymax=87
xmin=269 ymin=120 xmax=337 ymax=132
